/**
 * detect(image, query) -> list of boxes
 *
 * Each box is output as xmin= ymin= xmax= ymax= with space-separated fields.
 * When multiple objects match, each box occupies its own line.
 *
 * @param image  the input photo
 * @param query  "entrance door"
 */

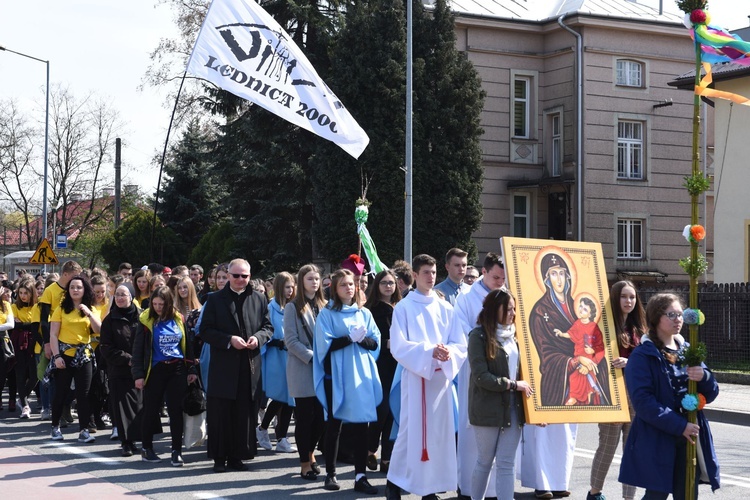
xmin=548 ymin=192 xmax=567 ymax=240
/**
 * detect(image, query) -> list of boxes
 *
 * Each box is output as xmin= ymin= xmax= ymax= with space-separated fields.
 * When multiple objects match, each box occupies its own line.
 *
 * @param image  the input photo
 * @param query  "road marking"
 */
xmin=577 ymin=448 xmax=750 ymax=489
xmin=194 ymin=493 xmax=230 ymax=500
xmin=44 ymin=442 xmax=121 ymax=465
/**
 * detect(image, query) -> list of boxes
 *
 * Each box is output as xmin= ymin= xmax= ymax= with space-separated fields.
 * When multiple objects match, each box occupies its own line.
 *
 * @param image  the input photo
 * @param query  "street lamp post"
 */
xmin=0 ymin=45 xmax=50 ymax=261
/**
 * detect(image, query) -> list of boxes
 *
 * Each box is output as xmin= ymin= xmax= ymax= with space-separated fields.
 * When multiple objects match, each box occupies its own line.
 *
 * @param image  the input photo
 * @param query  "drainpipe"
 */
xmin=558 ymin=13 xmax=583 ymax=242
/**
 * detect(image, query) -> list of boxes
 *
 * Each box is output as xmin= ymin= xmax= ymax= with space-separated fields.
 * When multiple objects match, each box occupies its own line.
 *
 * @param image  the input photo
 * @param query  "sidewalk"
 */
xmin=703 ymin=380 xmax=750 ymax=426
xmin=0 ymin=439 xmax=145 ymax=499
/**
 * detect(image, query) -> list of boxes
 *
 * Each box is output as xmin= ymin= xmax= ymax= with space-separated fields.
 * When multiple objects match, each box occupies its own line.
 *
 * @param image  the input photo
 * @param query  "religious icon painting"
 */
xmin=500 ymin=237 xmax=630 ymax=424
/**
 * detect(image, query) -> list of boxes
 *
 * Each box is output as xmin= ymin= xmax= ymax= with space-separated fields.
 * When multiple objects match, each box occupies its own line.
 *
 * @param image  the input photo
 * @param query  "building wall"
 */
xmin=456 ymin=15 xmax=698 ymax=280
xmin=711 ymin=78 xmax=750 ymax=282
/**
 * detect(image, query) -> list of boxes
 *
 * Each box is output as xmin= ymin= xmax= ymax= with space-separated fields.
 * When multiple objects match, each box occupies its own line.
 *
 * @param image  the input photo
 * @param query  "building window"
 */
xmin=616 ymin=59 xmax=643 ymax=87
xmin=513 ymin=76 xmax=531 ymax=138
xmin=551 ymin=113 xmax=562 ymax=176
xmin=617 ymin=218 xmax=644 ymax=259
xmin=513 ymin=194 xmax=530 ymax=237
xmin=617 ymin=120 xmax=644 ymax=179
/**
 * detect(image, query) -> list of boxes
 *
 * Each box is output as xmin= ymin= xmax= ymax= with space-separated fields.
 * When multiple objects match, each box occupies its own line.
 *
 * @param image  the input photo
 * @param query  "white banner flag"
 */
xmin=186 ymin=0 xmax=369 ymax=158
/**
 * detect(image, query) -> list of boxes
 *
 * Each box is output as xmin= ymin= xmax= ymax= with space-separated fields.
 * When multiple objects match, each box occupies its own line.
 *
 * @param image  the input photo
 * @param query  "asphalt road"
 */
xmin=1 ymin=407 xmax=749 ymax=499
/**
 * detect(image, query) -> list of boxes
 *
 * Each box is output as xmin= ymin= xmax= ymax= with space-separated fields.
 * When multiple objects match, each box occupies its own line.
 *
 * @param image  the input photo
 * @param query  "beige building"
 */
xmin=671 ymin=48 xmax=750 ymax=283
xmin=448 ymin=0 xmax=700 ymax=281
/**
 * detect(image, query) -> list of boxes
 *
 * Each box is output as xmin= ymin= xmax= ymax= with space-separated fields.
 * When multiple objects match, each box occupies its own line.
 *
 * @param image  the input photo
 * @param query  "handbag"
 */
xmin=182 ymin=380 xmax=207 ymax=416
xmin=1 ymin=333 xmax=15 ymax=364
xmin=183 ymin=411 xmax=207 ymax=449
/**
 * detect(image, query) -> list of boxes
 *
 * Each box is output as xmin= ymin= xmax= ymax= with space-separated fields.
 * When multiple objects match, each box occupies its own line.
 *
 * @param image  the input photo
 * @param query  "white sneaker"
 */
xmin=256 ymin=425 xmax=272 ymax=450
xmin=110 ymin=428 xmax=119 ymax=441
xmin=51 ymin=426 xmax=63 ymax=440
xmin=20 ymin=406 xmax=31 ymax=419
xmin=78 ymin=429 xmax=95 ymax=443
xmin=276 ymin=437 xmax=297 ymax=453
xmin=40 ymin=408 xmax=51 ymax=420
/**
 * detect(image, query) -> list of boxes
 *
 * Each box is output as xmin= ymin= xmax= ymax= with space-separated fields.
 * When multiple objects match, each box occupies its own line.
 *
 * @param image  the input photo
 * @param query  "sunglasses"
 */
xmin=230 ymin=273 xmax=249 ymax=279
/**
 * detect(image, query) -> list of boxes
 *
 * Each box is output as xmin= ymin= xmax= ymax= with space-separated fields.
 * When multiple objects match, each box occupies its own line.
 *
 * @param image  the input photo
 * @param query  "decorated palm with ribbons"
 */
xmin=677 ymin=1 xmax=750 ymax=498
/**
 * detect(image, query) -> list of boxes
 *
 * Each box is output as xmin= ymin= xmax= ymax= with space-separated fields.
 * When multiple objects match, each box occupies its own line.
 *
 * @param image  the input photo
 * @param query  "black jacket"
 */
xmin=99 ymin=304 xmax=141 ymax=380
xmin=200 ymin=285 xmax=273 ymax=400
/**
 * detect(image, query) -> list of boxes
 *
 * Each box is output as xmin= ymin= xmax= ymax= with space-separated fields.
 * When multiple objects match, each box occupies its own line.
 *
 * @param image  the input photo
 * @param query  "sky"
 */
xmin=1 ymin=0 xmax=747 ymax=199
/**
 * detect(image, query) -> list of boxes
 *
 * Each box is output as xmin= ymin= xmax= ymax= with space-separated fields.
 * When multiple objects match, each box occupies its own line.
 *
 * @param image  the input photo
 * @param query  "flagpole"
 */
xmin=151 ymin=69 xmax=188 ymax=262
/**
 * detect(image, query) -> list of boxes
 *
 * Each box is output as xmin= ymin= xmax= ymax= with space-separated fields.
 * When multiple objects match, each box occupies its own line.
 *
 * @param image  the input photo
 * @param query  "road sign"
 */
xmin=56 ymin=234 xmax=67 ymax=249
xmin=29 ymin=238 xmax=59 ymax=265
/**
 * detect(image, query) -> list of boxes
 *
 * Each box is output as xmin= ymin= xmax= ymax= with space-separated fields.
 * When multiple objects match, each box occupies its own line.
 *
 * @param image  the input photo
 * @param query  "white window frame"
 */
xmin=617 ymin=120 xmax=644 ymax=180
xmin=617 ymin=218 xmax=644 ymax=259
xmin=551 ymin=113 xmax=562 ymax=176
xmin=510 ymin=70 xmax=538 ymax=140
xmin=616 ymin=59 xmax=643 ymax=88
xmin=512 ymin=193 xmax=531 ymax=238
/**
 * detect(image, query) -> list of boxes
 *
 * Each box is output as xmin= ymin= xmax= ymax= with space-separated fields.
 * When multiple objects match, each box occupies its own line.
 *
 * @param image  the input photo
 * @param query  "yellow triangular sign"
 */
xmin=29 ymin=238 xmax=59 ymax=264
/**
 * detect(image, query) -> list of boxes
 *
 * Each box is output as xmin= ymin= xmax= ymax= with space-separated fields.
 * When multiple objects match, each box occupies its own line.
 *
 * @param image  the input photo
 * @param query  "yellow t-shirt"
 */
xmin=90 ymin=301 xmax=108 ymax=348
xmin=12 ymin=303 xmax=42 ymax=353
xmin=39 ymin=282 xmax=66 ymax=315
xmin=0 ymin=301 xmax=11 ymax=328
xmin=51 ymin=306 xmax=92 ymax=356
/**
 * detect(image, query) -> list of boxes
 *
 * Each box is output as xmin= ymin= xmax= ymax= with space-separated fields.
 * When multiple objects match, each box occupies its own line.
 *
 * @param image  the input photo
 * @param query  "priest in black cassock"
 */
xmin=528 ymin=252 xmax=610 ymax=406
xmin=200 ymin=258 xmax=273 ymax=473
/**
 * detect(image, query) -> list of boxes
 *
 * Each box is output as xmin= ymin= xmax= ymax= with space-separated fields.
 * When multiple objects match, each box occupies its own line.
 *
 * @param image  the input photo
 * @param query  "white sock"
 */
xmin=355 ymin=473 xmax=365 ymax=482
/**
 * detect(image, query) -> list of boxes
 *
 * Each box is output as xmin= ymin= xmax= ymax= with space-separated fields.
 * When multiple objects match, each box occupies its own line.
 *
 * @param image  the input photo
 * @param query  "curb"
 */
xmin=713 ymin=371 xmax=750 ymax=385
xmin=703 ymin=407 xmax=750 ymax=427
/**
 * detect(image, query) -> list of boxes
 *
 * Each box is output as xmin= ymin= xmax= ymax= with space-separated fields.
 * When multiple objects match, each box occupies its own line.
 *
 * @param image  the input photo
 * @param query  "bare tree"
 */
xmin=44 ymin=85 xmax=124 ymax=249
xmin=0 ymin=99 xmax=41 ymax=249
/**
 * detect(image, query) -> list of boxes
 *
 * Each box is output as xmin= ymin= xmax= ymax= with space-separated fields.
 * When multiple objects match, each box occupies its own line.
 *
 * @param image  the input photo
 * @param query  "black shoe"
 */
xmin=324 ymin=473 xmax=340 ymax=491
xmin=310 ymin=462 xmax=321 ymax=475
xmin=128 ymin=442 xmax=140 ymax=454
xmin=421 ymin=495 xmax=441 ymax=500
xmin=141 ymin=448 xmax=160 ymax=463
xmin=300 ymin=470 xmax=318 ymax=481
xmin=227 ymin=458 xmax=248 ymax=471
xmin=171 ymin=450 xmax=184 ymax=467
xmin=354 ymin=476 xmax=378 ymax=495
xmin=535 ymin=491 xmax=553 ymax=499
xmin=366 ymin=453 xmax=378 ymax=471
xmin=121 ymin=444 xmax=133 ymax=457
xmin=213 ymin=459 xmax=226 ymax=473
xmin=551 ymin=492 xmax=571 ymax=498
xmin=385 ymin=482 xmax=402 ymax=500
xmin=586 ymin=493 xmax=606 ymax=500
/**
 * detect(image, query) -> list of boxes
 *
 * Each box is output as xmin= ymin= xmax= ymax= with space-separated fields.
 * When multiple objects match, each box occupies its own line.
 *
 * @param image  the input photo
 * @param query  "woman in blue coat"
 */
xmin=619 ymin=293 xmax=720 ymax=499
xmin=258 ymin=272 xmax=297 ymax=453
xmin=313 ymin=268 xmax=382 ymax=495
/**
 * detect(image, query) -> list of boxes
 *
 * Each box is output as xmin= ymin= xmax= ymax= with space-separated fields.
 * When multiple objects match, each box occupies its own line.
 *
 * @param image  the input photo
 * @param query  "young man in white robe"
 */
xmin=386 ymin=254 xmax=467 ymax=500
xmin=453 ymin=253 xmax=507 ymax=499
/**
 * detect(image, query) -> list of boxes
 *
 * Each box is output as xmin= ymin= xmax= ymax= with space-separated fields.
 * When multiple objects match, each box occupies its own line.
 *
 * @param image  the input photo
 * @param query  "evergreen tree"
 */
xmin=411 ymin=0 xmax=485 ymax=264
xmin=311 ymin=0 xmax=408 ymax=265
xmin=312 ymin=0 xmax=485 ymax=266
xmin=208 ymin=0 xmax=343 ymax=273
xmin=157 ymin=118 xmax=223 ymax=254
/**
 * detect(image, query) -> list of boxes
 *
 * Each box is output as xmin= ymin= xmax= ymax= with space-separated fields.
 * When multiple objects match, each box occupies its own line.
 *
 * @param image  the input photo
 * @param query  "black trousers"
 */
xmin=367 ymin=391 xmax=395 ymax=460
xmin=261 ymin=399 xmax=294 ymax=438
xmin=52 ymin=356 xmax=93 ymax=431
xmin=14 ymin=350 xmax=37 ymax=407
xmin=323 ymin=378 xmax=367 ymax=475
xmin=141 ymin=361 xmax=186 ymax=452
xmin=294 ymin=395 xmax=324 ymax=463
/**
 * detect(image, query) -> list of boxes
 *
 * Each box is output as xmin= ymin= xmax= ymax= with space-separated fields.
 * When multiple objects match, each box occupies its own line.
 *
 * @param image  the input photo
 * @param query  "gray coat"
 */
xmin=283 ymin=302 xmax=317 ymax=398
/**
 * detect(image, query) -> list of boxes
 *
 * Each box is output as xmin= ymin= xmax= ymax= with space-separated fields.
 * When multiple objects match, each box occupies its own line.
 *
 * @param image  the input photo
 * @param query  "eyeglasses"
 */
xmin=380 ymin=281 xmax=396 ymax=287
xmin=230 ymin=273 xmax=249 ymax=279
xmin=665 ymin=311 xmax=683 ymax=320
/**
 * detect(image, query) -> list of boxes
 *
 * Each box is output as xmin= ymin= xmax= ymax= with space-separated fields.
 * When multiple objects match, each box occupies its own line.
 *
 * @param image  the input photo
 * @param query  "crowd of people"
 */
xmin=0 ymin=250 xmax=720 ymax=499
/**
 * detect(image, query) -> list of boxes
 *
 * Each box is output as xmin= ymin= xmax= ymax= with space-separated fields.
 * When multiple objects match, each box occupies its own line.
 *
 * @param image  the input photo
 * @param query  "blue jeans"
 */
xmin=470 ymin=395 xmax=523 ymax=500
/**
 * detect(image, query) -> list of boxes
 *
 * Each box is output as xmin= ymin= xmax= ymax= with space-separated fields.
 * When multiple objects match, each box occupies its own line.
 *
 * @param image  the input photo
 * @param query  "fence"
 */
xmin=637 ymin=283 xmax=750 ymax=371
